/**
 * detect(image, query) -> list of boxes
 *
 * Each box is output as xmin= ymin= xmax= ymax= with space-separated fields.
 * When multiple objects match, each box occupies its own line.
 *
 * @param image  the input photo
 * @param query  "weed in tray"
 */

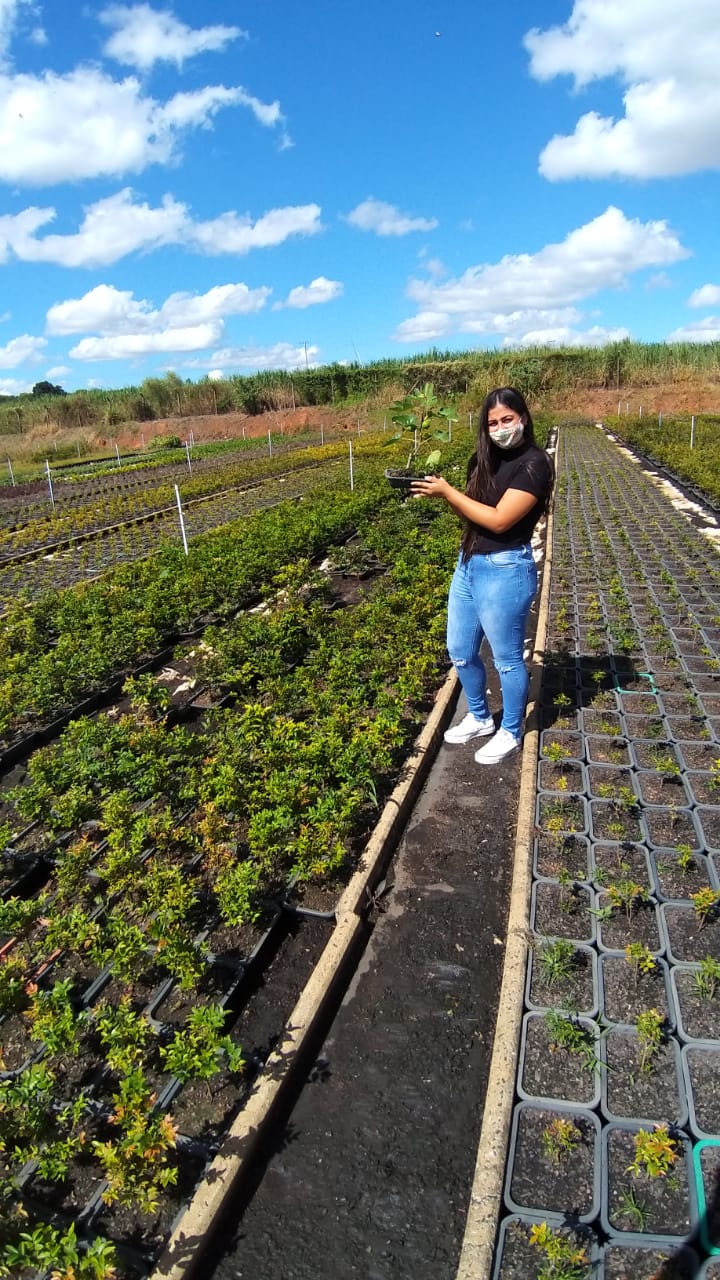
xmin=537 ymin=937 xmax=577 ymax=987
xmin=635 ymin=1007 xmax=665 ymax=1074
xmin=627 ymin=1125 xmax=679 ymax=1179
xmin=528 ymin=1221 xmax=589 ymax=1280
xmin=694 ymin=955 xmax=720 ymax=1000
xmin=542 ymin=1116 xmax=582 ymax=1164
xmin=617 ymin=1184 xmax=649 ymax=1230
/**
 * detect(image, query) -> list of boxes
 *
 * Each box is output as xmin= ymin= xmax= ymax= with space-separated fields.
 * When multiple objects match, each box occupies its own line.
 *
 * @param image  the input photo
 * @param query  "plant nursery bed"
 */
xmin=602 ymin=1028 xmax=686 ymax=1125
xmin=505 ymin=1103 xmax=600 ymax=1220
xmin=651 ymin=850 xmax=717 ymax=902
xmin=603 ymin=1125 xmax=695 ymax=1240
xmin=663 ymin=904 xmax=720 ymax=964
xmin=599 ymin=953 xmax=672 ymax=1026
xmin=600 ymin=1243 xmax=699 ymax=1279
xmin=492 ymin=1215 xmax=597 ymax=1280
xmin=672 ymin=965 xmax=720 ymax=1041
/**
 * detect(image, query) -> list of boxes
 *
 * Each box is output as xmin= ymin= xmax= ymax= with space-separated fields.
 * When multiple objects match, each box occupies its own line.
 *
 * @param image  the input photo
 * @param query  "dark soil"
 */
xmin=520 ymin=1013 xmax=600 ymax=1107
xmin=597 ymin=900 xmax=663 ymax=954
xmin=528 ymin=942 xmax=596 ymax=1015
xmin=699 ymin=1143 xmax=720 ymax=1247
xmin=635 ymin=770 xmax=691 ymax=807
xmin=507 ymin=1104 xmax=598 ymax=1218
xmin=685 ymin=1044 xmax=720 ymax=1135
xmin=663 ymin=905 xmax=720 ymax=963
xmin=600 ymin=953 xmax=671 ymax=1025
xmin=533 ymin=833 xmax=590 ymax=881
xmin=651 ymin=850 xmax=714 ymax=902
xmin=205 ymin=687 xmax=518 ymax=1280
xmin=531 ymin=881 xmax=594 ymax=943
xmin=672 ymin=966 xmax=720 ymax=1040
xmin=644 ymin=805 xmax=700 ymax=849
xmin=603 ymin=1029 xmax=685 ymax=1125
xmin=601 ymin=1243 xmax=699 ymax=1279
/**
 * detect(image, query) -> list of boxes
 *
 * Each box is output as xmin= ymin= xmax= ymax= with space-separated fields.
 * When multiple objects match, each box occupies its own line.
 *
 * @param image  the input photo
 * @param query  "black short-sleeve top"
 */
xmin=465 ymin=442 xmax=554 ymax=555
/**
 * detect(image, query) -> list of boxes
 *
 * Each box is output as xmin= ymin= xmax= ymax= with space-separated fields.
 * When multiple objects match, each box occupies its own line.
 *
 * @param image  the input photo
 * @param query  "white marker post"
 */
xmin=617 ymin=400 xmax=621 ymax=415
xmin=45 ymin=459 xmax=55 ymax=510
xmin=185 ymin=441 xmax=192 ymax=473
xmin=349 ymin=440 xmax=354 ymax=492
xmin=469 ymin=412 xmax=473 ymax=429
xmin=639 ymin=405 xmax=643 ymax=417
xmin=659 ymin=413 xmax=663 ymax=427
xmin=7 ymin=458 xmax=15 ymax=486
xmin=174 ymin=484 xmax=189 ymax=557
xmin=691 ymin=415 xmax=696 ymax=449
xmin=268 ymin=429 xmax=273 ymax=458
xmin=115 ymin=443 xmax=121 ymax=467
xmin=76 ymin=441 xmax=81 ymax=456
xmin=141 ymin=432 xmax=145 ymax=449
xmin=383 ymin=415 xmax=387 ymax=432
xmin=321 ymin=423 xmax=324 ymax=446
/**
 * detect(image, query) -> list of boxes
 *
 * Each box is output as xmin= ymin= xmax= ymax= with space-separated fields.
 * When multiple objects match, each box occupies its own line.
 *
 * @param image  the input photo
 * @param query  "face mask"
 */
xmin=489 ymin=420 xmax=525 ymax=449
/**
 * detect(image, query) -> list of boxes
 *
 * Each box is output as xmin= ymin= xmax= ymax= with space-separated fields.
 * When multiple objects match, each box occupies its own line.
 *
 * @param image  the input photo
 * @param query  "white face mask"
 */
xmin=489 ymin=420 xmax=525 ymax=449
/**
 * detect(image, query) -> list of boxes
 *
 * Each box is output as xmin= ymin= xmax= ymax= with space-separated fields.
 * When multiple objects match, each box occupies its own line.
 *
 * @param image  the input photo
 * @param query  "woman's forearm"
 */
xmin=412 ymin=476 xmax=536 ymax=533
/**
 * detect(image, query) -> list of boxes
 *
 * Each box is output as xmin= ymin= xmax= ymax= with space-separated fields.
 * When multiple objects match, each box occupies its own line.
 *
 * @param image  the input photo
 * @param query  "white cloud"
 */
xmin=667 ymin=317 xmax=720 ymax=342
xmin=0 ymin=376 xmax=31 ymax=394
xmin=0 ymin=332 xmax=46 ymax=367
xmin=70 ymin=323 xmax=222 ymax=361
xmin=502 ymin=324 xmax=630 ymax=349
xmin=29 ymin=26 xmax=46 ymax=46
xmin=273 ymin=276 xmax=343 ymax=310
xmin=0 ymin=0 xmax=30 ymax=66
xmin=0 ymin=189 xmax=323 ymax=267
xmin=44 ymin=365 xmax=70 ymax=378
xmin=207 ymin=368 xmax=224 ymax=381
xmin=394 ymin=206 xmax=688 ymax=344
xmin=188 ymin=342 xmax=320 ymax=372
xmin=48 ymin=280 xmax=271 ymax=361
xmin=0 ymin=67 xmax=286 ymax=185
xmin=100 ymin=3 xmax=246 ymax=71
xmin=688 ymin=284 xmax=720 ymax=308
xmin=526 ymin=0 xmax=720 ymax=179
xmin=346 ymin=198 xmax=438 ymax=237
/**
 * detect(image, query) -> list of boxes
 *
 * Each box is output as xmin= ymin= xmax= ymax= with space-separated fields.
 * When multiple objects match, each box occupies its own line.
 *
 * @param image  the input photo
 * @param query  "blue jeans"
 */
xmin=446 ymin=545 xmax=538 ymax=740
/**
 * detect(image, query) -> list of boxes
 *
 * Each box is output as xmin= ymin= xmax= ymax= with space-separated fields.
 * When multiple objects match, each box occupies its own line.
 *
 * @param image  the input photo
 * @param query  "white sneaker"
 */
xmin=444 ymin=712 xmax=495 ymax=744
xmin=474 ymin=727 xmax=520 ymax=764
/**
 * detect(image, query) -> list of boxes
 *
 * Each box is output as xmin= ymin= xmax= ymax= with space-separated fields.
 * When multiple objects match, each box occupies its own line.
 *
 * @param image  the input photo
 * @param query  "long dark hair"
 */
xmin=460 ymin=387 xmax=537 ymax=558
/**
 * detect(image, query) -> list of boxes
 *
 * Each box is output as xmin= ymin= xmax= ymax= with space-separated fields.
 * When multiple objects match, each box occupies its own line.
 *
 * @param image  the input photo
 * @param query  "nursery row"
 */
xmin=495 ymin=422 xmax=720 ymax=1280
xmin=0 ymin=491 xmax=462 ymax=1278
xmin=608 ymin=415 xmax=720 ymax=509
xmin=2 ymin=436 xmax=474 ymax=759
xmin=1 ymin=460 xmax=346 ymax=608
xmin=0 ymin=438 xmax=351 ymax=556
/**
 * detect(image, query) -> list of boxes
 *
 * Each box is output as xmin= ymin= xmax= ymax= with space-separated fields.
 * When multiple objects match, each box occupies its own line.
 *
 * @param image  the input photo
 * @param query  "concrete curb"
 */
xmin=454 ymin=467 xmax=556 ymax=1280
xmin=151 ymin=665 xmax=459 ymax=1280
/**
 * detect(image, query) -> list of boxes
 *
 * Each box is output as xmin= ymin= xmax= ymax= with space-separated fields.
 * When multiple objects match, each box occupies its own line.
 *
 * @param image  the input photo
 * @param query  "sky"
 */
xmin=0 ymin=0 xmax=719 ymax=395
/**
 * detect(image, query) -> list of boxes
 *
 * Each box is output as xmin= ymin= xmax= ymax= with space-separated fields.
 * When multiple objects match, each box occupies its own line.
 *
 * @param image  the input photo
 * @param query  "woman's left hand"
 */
xmin=410 ymin=474 xmax=451 ymax=498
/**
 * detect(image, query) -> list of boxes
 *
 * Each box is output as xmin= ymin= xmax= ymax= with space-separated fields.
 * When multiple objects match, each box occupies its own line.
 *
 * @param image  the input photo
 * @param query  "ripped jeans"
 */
xmin=446 ymin=545 xmax=538 ymax=740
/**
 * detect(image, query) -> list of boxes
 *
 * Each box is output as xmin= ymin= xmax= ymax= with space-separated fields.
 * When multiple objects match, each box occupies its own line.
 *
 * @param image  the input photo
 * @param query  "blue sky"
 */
xmin=0 ymin=0 xmax=719 ymax=395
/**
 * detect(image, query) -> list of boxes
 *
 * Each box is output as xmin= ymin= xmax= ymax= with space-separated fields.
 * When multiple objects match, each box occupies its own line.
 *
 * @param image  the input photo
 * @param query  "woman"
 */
xmin=411 ymin=386 xmax=553 ymax=764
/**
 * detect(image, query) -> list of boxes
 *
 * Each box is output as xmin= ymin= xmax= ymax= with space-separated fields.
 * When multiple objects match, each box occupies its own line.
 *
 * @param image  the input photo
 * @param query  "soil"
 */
xmin=663 ymin=905 xmax=720 ymax=964
xmin=601 ymin=1244 xmax=699 ymax=1279
xmin=699 ymin=1143 xmax=720 ymax=1247
xmin=527 ymin=942 xmax=597 ymax=1016
xmin=520 ymin=1013 xmax=600 ymax=1107
xmin=507 ymin=1104 xmax=598 ymax=1218
xmin=599 ymin=953 xmax=671 ymax=1026
xmin=685 ymin=1044 xmax=720 ymax=1135
xmin=533 ymin=833 xmax=591 ymax=881
xmin=204 ymin=680 xmax=519 ymax=1280
xmin=603 ymin=1030 xmax=685 ymax=1125
xmin=651 ymin=850 xmax=715 ymax=902
xmin=492 ymin=1217 xmax=595 ymax=1280
xmin=644 ymin=805 xmax=700 ymax=850
xmin=531 ymin=881 xmax=595 ymax=943
xmin=597 ymin=900 xmax=663 ymax=954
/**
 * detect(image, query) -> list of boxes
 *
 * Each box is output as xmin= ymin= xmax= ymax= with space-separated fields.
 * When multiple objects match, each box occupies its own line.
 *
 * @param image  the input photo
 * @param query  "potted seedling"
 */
xmin=384 ymin=381 xmax=457 ymax=489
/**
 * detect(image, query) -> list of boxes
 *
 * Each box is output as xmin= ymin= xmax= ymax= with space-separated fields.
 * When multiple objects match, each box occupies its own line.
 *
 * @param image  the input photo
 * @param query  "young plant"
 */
xmin=675 ymin=843 xmax=696 ymax=873
xmin=388 ymin=381 xmax=456 ymax=471
xmin=617 ymin=1185 xmax=648 ymax=1231
xmin=606 ymin=877 xmax=649 ymax=920
xmin=695 ymin=955 xmax=720 ymax=1000
xmin=542 ymin=1117 xmax=582 ymax=1164
xmin=627 ymin=1125 xmax=679 ymax=1179
xmin=625 ymin=942 xmax=656 ymax=982
xmin=95 ymin=996 xmax=151 ymax=1075
xmin=635 ymin=1007 xmax=664 ymax=1074
xmin=536 ymin=937 xmax=576 ymax=987
xmin=159 ymin=1003 xmax=245 ymax=1084
xmin=544 ymin=1010 xmax=598 ymax=1072
xmin=27 ymin=978 xmax=89 ymax=1057
xmin=691 ymin=887 xmax=720 ymax=929
xmin=528 ymin=1221 xmax=589 ymax=1280
xmin=93 ymin=1069 xmax=178 ymax=1214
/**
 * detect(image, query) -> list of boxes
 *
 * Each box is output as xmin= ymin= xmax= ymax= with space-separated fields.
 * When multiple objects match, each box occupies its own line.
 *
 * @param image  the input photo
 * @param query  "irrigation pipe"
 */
xmin=454 ymin=442 xmax=556 ymax=1280
xmin=152 ymin=663 xmax=460 ymax=1280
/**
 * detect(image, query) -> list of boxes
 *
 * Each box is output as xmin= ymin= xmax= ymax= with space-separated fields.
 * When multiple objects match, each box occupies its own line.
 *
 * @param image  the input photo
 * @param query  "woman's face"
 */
xmin=487 ymin=403 xmax=525 ymax=447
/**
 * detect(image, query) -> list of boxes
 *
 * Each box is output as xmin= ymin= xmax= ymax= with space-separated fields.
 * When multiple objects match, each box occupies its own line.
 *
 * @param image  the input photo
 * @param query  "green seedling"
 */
xmin=636 ymin=1007 xmax=664 ymax=1074
xmin=544 ymin=741 xmax=573 ymax=763
xmin=691 ymin=887 xmax=720 ymax=928
xmin=160 ymin=1003 xmax=245 ymax=1085
xmin=675 ymin=844 xmax=696 ymax=873
xmin=536 ymin=937 xmax=576 ymax=987
xmin=606 ymin=877 xmax=649 ymax=920
xmin=528 ymin=1221 xmax=589 ymax=1280
xmin=625 ymin=942 xmax=656 ymax=981
xmin=627 ymin=1125 xmax=679 ymax=1179
xmin=544 ymin=1011 xmax=598 ymax=1072
xmin=542 ymin=1117 xmax=582 ymax=1164
xmin=617 ymin=1185 xmax=648 ymax=1231
xmin=695 ymin=955 xmax=720 ymax=1000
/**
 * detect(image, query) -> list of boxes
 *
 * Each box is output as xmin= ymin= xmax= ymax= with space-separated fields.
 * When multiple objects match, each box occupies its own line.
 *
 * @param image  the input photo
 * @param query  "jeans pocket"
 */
xmin=486 ymin=546 xmax=531 ymax=567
